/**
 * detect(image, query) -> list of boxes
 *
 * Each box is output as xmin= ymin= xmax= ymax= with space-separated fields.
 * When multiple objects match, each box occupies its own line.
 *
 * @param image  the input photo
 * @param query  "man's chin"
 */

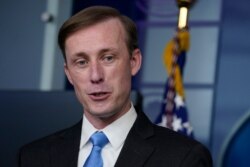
xmin=90 ymin=110 xmax=117 ymax=119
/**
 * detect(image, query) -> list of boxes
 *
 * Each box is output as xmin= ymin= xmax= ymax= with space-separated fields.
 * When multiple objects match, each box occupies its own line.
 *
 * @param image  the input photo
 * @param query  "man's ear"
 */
xmin=64 ymin=63 xmax=73 ymax=85
xmin=130 ymin=48 xmax=142 ymax=76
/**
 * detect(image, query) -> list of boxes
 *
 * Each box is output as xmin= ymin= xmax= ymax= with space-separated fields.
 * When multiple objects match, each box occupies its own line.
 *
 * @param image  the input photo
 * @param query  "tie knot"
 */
xmin=90 ymin=132 xmax=109 ymax=148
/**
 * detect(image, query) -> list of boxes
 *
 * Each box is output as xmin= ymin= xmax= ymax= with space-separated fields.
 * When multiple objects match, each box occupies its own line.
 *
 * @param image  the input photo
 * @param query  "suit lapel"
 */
xmin=50 ymin=120 xmax=82 ymax=167
xmin=115 ymin=111 xmax=155 ymax=167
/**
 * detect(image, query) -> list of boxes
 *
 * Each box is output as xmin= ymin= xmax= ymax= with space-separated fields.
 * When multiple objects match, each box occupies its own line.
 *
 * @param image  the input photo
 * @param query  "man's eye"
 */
xmin=103 ymin=55 xmax=114 ymax=63
xmin=76 ymin=59 xmax=88 ymax=66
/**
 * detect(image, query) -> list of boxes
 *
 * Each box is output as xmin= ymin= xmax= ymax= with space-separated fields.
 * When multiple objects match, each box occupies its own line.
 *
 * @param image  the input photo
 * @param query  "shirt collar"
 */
xmin=80 ymin=103 xmax=137 ymax=150
xmin=80 ymin=114 xmax=97 ymax=149
xmin=103 ymin=104 xmax=137 ymax=150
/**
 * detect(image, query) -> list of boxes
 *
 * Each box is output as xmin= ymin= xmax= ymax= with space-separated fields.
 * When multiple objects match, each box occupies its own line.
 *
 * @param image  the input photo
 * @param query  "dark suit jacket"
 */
xmin=19 ymin=110 xmax=213 ymax=167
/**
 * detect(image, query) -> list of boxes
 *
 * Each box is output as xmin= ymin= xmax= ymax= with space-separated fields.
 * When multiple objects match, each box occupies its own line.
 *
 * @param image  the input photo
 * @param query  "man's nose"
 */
xmin=90 ymin=62 xmax=104 ymax=84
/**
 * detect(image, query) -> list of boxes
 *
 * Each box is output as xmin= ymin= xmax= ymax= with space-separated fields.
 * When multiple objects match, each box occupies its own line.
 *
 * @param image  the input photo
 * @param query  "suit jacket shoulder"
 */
xmin=115 ymin=111 xmax=213 ymax=167
xmin=18 ymin=120 xmax=82 ymax=167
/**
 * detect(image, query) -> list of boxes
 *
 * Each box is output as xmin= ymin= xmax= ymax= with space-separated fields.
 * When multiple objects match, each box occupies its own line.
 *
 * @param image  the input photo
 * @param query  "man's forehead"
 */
xmin=66 ymin=18 xmax=126 ymax=45
xmin=64 ymin=18 xmax=128 ymax=57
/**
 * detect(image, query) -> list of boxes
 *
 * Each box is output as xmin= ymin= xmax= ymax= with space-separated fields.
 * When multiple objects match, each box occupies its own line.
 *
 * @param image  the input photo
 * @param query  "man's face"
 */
xmin=64 ymin=18 xmax=141 ymax=126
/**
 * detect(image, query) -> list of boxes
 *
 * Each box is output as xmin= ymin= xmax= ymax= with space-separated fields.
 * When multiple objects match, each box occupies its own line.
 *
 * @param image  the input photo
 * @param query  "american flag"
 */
xmin=155 ymin=30 xmax=194 ymax=137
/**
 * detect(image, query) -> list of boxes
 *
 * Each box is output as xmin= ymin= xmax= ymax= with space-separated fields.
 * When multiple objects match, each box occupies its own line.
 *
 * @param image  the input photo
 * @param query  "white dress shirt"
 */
xmin=77 ymin=103 xmax=137 ymax=167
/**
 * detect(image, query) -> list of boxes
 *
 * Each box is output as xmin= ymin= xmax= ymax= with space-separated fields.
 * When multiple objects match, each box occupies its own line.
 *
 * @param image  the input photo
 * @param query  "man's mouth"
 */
xmin=92 ymin=92 xmax=107 ymax=96
xmin=89 ymin=92 xmax=110 ymax=100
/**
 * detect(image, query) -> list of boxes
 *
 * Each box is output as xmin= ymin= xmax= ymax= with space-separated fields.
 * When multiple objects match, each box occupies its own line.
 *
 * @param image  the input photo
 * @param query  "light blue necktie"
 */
xmin=83 ymin=132 xmax=109 ymax=167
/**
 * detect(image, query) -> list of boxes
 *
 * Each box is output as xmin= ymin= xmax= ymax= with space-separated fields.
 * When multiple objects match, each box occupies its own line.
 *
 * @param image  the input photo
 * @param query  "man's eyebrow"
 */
xmin=98 ymin=48 xmax=117 ymax=55
xmin=71 ymin=48 xmax=118 ymax=58
xmin=73 ymin=52 xmax=88 ymax=58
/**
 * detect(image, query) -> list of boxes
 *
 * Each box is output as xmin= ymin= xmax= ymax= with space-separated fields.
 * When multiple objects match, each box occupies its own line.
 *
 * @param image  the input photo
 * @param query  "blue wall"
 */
xmin=0 ymin=0 xmax=45 ymax=89
xmin=211 ymin=0 xmax=250 ymax=163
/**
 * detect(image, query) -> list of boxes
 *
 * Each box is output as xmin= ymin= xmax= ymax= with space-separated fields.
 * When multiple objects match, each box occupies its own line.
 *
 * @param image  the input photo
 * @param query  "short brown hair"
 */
xmin=58 ymin=6 xmax=138 ymax=61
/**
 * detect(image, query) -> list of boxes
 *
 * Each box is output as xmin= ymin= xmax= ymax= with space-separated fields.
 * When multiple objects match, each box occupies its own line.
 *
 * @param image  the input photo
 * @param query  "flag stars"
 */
xmin=158 ymin=115 xmax=167 ymax=127
xmin=172 ymin=115 xmax=183 ymax=132
xmin=174 ymin=94 xmax=185 ymax=109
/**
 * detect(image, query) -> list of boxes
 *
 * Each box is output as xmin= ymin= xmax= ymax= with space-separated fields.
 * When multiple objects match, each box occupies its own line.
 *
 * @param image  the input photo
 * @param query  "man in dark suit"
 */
xmin=19 ymin=6 xmax=212 ymax=167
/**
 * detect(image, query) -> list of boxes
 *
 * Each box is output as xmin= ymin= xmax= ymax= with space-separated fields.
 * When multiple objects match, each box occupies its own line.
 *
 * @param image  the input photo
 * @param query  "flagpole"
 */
xmin=164 ymin=0 xmax=194 ymax=129
xmin=156 ymin=0 xmax=196 ymax=137
xmin=176 ymin=0 xmax=195 ymax=30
